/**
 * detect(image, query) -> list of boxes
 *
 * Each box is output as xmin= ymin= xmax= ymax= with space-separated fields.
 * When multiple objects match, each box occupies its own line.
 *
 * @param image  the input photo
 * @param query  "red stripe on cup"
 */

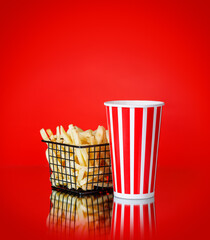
xmin=148 ymin=107 xmax=157 ymax=193
xmin=111 ymin=201 xmax=116 ymax=238
xmin=134 ymin=205 xmax=140 ymax=237
xmin=123 ymin=205 xmax=131 ymax=239
xmin=106 ymin=106 xmax=116 ymax=191
xmin=112 ymin=107 xmax=122 ymax=193
xmin=122 ymin=108 xmax=130 ymax=194
xmin=143 ymin=108 xmax=154 ymax=194
xmin=143 ymin=204 xmax=149 ymax=236
xmin=150 ymin=107 xmax=162 ymax=192
xmin=150 ymin=202 xmax=156 ymax=232
xmin=116 ymin=203 xmax=122 ymax=237
xmin=153 ymin=107 xmax=162 ymax=192
xmin=134 ymin=108 xmax=143 ymax=194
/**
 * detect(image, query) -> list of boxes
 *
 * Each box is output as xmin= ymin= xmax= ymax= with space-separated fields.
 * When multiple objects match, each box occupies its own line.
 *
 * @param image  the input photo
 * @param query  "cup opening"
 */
xmin=104 ymin=100 xmax=165 ymax=108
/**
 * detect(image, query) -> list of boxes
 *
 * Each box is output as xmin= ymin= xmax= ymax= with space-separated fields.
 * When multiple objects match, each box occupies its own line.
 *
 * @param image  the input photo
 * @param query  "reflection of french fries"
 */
xmin=47 ymin=191 xmax=113 ymax=236
xmin=40 ymin=125 xmax=112 ymax=191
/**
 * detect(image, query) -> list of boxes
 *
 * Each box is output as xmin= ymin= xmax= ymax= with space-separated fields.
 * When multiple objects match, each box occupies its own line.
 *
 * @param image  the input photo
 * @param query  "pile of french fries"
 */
xmin=40 ymin=125 xmax=112 ymax=191
xmin=46 ymin=191 xmax=113 ymax=236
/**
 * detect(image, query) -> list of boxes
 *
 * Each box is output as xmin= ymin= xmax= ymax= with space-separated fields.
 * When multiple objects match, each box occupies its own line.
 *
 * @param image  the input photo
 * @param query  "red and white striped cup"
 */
xmin=104 ymin=100 xmax=164 ymax=199
xmin=111 ymin=197 xmax=156 ymax=240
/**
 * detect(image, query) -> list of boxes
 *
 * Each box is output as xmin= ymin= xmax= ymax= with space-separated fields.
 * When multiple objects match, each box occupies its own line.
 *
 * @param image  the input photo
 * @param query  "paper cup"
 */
xmin=111 ymin=197 xmax=156 ymax=240
xmin=104 ymin=100 xmax=164 ymax=199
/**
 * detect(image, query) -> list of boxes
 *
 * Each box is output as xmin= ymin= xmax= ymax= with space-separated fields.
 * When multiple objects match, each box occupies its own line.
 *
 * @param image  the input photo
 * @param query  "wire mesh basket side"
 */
xmin=86 ymin=144 xmax=112 ymax=191
xmin=47 ymin=142 xmax=77 ymax=190
xmin=45 ymin=141 xmax=112 ymax=194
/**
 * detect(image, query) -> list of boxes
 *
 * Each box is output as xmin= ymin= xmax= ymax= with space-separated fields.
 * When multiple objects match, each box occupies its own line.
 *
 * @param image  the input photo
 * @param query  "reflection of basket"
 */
xmin=47 ymin=191 xmax=113 ymax=237
xmin=42 ymin=140 xmax=113 ymax=195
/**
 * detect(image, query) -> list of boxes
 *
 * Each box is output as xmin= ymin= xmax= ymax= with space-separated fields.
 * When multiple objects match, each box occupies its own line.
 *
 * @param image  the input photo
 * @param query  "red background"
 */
xmin=1 ymin=1 xmax=210 ymax=239
xmin=1 ymin=0 xmax=210 ymax=168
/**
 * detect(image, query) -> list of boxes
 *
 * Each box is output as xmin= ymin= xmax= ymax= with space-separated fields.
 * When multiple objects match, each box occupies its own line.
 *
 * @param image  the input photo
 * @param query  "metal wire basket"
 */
xmin=42 ymin=140 xmax=113 ymax=195
xmin=47 ymin=190 xmax=113 ymax=237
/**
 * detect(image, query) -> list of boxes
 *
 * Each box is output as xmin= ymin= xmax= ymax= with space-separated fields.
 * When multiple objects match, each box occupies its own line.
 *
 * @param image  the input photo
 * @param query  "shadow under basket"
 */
xmin=42 ymin=140 xmax=113 ymax=195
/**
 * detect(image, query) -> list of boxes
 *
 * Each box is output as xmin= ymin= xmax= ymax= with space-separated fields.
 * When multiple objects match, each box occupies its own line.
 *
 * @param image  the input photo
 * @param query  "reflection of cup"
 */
xmin=105 ymin=101 xmax=164 ymax=199
xmin=47 ymin=191 xmax=113 ymax=238
xmin=111 ymin=197 xmax=156 ymax=240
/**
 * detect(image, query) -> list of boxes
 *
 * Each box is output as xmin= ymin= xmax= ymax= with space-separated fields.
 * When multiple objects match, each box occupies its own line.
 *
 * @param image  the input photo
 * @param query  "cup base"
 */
xmin=114 ymin=192 xmax=154 ymax=199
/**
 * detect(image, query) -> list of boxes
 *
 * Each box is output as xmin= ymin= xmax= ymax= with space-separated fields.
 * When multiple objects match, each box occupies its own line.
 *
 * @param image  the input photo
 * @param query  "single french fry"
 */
xmin=80 ymin=176 xmax=93 ymax=186
xmin=71 ymin=128 xmax=81 ymax=145
xmin=95 ymin=125 xmax=106 ymax=144
xmin=74 ymin=149 xmax=86 ymax=166
xmin=94 ymin=126 xmax=106 ymax=162
xmin=70 ymin=128 xmax=88 ymax=166
xmin=46 ymin=129 xmax=55 ymax=141
xmin=67 ymin=124 xmax=74 ymax=134
xmin=60 ymin=125 xmax=74 ymax=162
xmin=89 ymin=136 xmax=95 ymax=145
xmin=106 ymin=130 xmax=109 ymax=143
xmin=60 ymin=125 xmax=72 ymax=144
xmin=40 ymin=128 xmax=49 ymax=141
xmin=56 ymin=126 xmax=61 ymax=142
xmin=75 ymin=126 xmax=83 ymax=132
xmin=69 ymin=128 xmax=86 ymax=166
xmin=77 ymin=168 xmax=85 ymax=183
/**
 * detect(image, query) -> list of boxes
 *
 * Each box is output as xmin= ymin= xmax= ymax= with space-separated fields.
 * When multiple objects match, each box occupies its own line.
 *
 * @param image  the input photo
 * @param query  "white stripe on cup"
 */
xmin=153 ymin=202 xmax=157 ymax=230
xmin=153 ymin=106 xmax=162 ymax=192
xmin=140 ymin=108 xmax=147 ymax=194
xmin=148 ymin=107 xmax=157 ymax=193
xmin=148 ymin=203 xmax=152 ymax=232
xmin=118 ymin=107 xmax=125 ymax=194
xmin=120 ymin=204 xmax=125 ymax=238
xmin=109 ymin=106 xmax=118 ymax=192
xmin=130 ymin=205 xmax=134 ymax=239
xmin=130 ymin=108 xmax=135 ymax=195
xmin=140 ymin=204 xmax=144 ymax=236
xmin=113 ymin=203 xmax=118 ymax=238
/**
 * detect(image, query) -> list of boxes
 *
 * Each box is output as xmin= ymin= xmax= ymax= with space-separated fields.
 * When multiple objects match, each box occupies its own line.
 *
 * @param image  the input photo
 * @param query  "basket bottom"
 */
xmin=51 ymin=186 xmax=113 ymax=196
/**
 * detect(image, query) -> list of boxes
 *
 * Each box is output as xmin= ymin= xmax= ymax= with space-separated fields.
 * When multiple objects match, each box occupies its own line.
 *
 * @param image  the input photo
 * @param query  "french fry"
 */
xmin=71 ymin=128 xmax=88 ymax=166
xmin=106 ymin=130 xmax=109 ymax=143
xmin=75 ymin=126 xmax=83 ymax=132
xmin=60 ymin=125 xmax=72 ymax=144
xmin=46 ymin=129 xmax=55 ymax=141
xmin=79 ymin=130 xmax=93 ymax=142
xmin=67 ymin=124 xmax=74 ymax=136
xmin=45 ymin=149 xmax=63 ymax=174
xmin=95 ymin=126 xmax=106 ymax=144
xmin=56 ymin=126 xmax=61 ymax=142
xmin=77 ymin=168 xmax=85 ymax=183
xmin=40 ymin=128 xmax=49 ymax=141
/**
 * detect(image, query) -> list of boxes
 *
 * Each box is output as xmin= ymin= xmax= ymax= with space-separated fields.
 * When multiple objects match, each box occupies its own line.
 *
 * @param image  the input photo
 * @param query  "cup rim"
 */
xmin=104 ymin=100 xmax=165 ymax=108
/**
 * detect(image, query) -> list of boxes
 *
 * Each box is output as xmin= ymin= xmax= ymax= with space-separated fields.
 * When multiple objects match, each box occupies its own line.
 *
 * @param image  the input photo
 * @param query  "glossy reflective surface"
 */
xmin=1 ymin=166 xmax=209 ymax=240
xmin=112 ymin=197 xmax=156 ymax=240
xmin=47 ymin=191 xmax=113 ymax=239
